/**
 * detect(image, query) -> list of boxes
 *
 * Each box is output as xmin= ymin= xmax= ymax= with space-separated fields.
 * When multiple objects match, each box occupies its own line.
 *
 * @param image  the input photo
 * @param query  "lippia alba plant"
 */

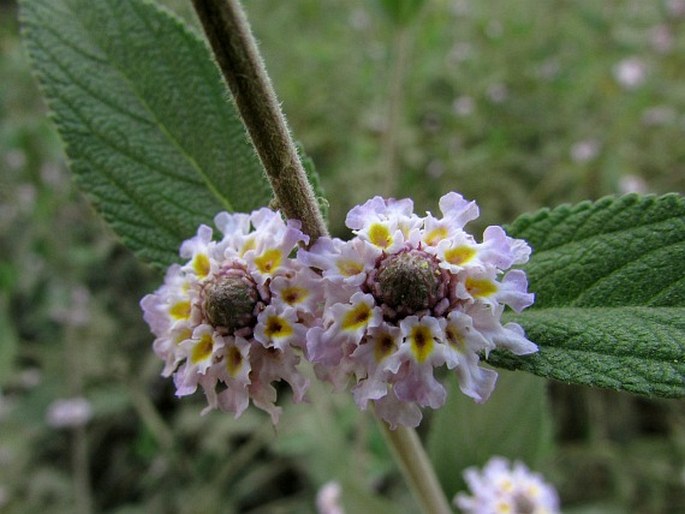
xmin=20 ymin=0 xmax=684 ymax=512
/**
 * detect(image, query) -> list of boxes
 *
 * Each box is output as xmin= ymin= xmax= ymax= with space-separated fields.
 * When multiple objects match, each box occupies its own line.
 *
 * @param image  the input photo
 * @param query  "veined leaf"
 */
xmin=20 ymin=0 xmax=272 ymax=268
xmin=490 ymin=194 xmax=685 ymax=397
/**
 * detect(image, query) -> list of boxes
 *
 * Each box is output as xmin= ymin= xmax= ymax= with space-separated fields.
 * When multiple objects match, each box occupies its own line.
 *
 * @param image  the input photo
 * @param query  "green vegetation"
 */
xmin=1 ymin=0 xmax=684 ymax=512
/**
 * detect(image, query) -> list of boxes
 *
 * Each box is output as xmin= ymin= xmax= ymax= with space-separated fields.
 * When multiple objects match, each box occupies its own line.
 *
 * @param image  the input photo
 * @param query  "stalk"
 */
xmin=190 ymin=2 xmax=452 ymax=513
xmin=191 ymin=0 xmax=328 ymax=242
xmin=378 ymin=422 xmax=454 ymax=514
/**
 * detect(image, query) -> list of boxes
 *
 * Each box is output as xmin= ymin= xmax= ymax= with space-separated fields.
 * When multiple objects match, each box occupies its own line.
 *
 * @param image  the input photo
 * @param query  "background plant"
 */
xmin=2 ymin=0 xmax=684 ymax=512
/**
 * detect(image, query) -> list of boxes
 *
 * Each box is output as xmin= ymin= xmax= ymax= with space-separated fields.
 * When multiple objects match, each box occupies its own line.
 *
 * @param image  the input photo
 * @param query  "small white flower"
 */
xmin=649 ymin=25 xmax=673 ymax=54
xmin=570 ymin=139 xmax=600 ymax=163
xmin=618 ymin=175 xmax=648 ymax=195
xmin=141 ymin=208 xmax=315 ymax=423
xmin=300 ymin=193 xmax=536 ymax=428
xmin=316 ymin=481 xmax=345 ymax=514
xmin=642 ymin=105 xmax=676 ymax=127
xmin=46 ymin=397 xmax=93 ymax=429
xmin=487 ymin=83 xmax=508 ymax=104
xmin=455 ymin=456 xmax=561 ymax=514
xmin=613 ymin=57 xmax=647 ymax=89
xmin=667 ymin=0 xmax=685 ymax=18
xmin=453 ymin=96 xmax=476 ymax=117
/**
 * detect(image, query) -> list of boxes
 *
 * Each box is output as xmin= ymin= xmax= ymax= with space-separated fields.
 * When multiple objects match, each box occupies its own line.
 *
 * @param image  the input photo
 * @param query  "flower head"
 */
xmin=454 ymin=456 xmax=561 ymax=514
xmin=46 ymin=397 xmax=93 ymax=429
xmin=298 ymin=192 xmax=536 ymax=428
xmin=141 ymin=208 xmax=318 ymax=424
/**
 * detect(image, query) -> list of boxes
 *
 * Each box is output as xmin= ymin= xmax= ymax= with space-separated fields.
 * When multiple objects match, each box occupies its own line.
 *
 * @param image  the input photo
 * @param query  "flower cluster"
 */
xmin=299 ymin=192 xmax=536 ymax=428
xmin=454 ymin=456 xmax=561 ymax=514
xmin=141 ymin=208 xmax=321 ymax=423
xmin=141 ymin=192 xmax=537 ymax=428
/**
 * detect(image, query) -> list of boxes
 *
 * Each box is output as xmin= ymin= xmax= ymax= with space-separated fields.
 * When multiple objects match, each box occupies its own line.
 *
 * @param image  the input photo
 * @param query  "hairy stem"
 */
xmin=191 ymin=0 xmax=328 ymax=241
xmin=379 ymin=421 xmax=454 ymax=514
xmin=191 ymin=2 xmax=450 ymax=513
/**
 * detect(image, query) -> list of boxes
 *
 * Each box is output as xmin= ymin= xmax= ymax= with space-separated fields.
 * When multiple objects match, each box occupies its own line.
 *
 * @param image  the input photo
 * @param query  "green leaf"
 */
xmin=20 ymin=0 xmax=272 ymax=268
xmin=427 ymin=371 xmax=554 ymax=499
xmin=490 ymin=194 xmax=685 ymax=397
xmin=297 ymin=143 xmax=329 ymax=222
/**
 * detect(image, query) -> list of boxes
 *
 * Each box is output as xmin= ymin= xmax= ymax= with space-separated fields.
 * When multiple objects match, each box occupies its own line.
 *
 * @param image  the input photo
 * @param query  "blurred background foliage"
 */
xmin=1 ymin=0 xmax=684 ymax=512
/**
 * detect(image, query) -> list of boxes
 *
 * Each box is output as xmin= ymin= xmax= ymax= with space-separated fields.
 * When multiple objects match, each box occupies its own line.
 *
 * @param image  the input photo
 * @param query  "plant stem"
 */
xmin=191 ymin=0 xmax=328 ymax=241
xmin=378 ymin=421 xmax=454 ymax=514
xmin=380 ymin=24 xmax=412 ymax=197
xmin=191 ymin=2 xmax=450 ymax=512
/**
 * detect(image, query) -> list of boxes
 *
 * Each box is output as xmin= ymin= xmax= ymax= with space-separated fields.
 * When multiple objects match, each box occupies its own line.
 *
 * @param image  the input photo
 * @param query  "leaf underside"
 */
xmin=492 ymin=194 xmax=685 ymax=398
xmin=20 ymin=0 xmax=272 ymax=268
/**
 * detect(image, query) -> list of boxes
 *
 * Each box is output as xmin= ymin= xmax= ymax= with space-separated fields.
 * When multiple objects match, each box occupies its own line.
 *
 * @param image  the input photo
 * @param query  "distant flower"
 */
xmin=613 ymin=57 xmax=647 ymax=89
xmin=536 ymin=59 xmax=560 ymax=81
xmin=454 ymin=456 xmax=561 ymax=514
xmin=618 ymin=175 xmax=648 ymax=195
xmin=649 ymin=25 xmax=673 ymax=54
xmin=349 ymin=8 xmax=370 ymax=31
xmin=426 ymin=159 xmax=445 ymax=179
xmin=453 ymin=96 xmax=476 ymax=117
xmin=141 ymin=208 xmax=318 ymax=423
xmin=448 ymin=42 xmax=474 ymax=66
xmin=299 ymin=193 xmax=536 ymax=428
xmin=46 ymin=397 xmax=93 ymax=428
xmin=3 ymin=149 xmax=25 ymax=170
xmin=486 ymin=83 xmax=508 ymax=104
xmin=641 ymin=105 xmax=676 ymax=127
xmin=451 ymin=0 xmax=470 ymax=17
xmin=667 ymin=0 xmax=685 ymax=18
xmin=19 ymin=367 xmax=42 ymax=389
xmin=570 ymin=139 xmax=600 ymax=163
xmin=316 ymin=481 xmax=345 ymax=514
xmin=50 ymin=285 xmax=91 ymax=327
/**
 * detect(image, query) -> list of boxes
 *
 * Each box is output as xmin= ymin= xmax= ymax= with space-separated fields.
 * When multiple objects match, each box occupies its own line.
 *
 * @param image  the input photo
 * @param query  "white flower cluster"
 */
xmin=141 ymin=193 xmax=537 ymax=428
xmin=141 ymin=208 xmax=318 ymax=423
xmin=455 ymin=457 xmax=561 ymax=514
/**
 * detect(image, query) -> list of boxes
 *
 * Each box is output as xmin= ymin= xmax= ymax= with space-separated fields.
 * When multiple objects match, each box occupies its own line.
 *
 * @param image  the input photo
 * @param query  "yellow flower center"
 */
xmin=373 ymin=332 xmax=397 ymax=362
xmin=280 ymin=286 xmax=308 ymax=305
xmin=240 ymin=236 xmax=256 ymax=256
xmin=342 ymin=302 xmax=372 ymax=331
xmin=424 ymin=226 xmax=448 ymax=246
xmin=368 ymin=223 xmax=392 ymax=249
xmin=465 ymin=277 xmax=497 ymax=298
xmin=226 ymin=346 xmax=244 ymax=377
xmin=192 ymin=253 xmax=210 ymax=278
xmin=263 ymin=314 xmax=293 ymax=340
xmin=191 ymin=333 xmax=214 ymax=364
xmin=169 ymin=300 xmax=191 ymax=320
xmin=445 ymin=325 xmax=465 ymax=350
xmin=409 ymin=324 xmax=434 ymax=363
xmin=337 ymin=259 xmax=364 ymax=277
xmin=444 ymin=245 xmax=476 ymax=266
xmin=254 ymin=248 xmax=282 ymax=274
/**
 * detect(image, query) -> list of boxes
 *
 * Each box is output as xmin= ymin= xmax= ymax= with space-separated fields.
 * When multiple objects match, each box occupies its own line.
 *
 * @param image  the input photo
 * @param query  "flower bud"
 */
xmin=203 ymin=272 xmax=258 ymax=332
xmin=375 ymin=250 xmax=442 ymax=316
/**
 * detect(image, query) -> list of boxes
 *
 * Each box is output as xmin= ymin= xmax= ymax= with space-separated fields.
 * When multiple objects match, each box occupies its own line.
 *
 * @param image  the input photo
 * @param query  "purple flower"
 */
xmin=298 ymin=192 xmax=536 ymax=428
xmin=141 ymin=208 xmax=318 ymax=423
xmin=454 ymin=456 xmax=561 ymax=514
